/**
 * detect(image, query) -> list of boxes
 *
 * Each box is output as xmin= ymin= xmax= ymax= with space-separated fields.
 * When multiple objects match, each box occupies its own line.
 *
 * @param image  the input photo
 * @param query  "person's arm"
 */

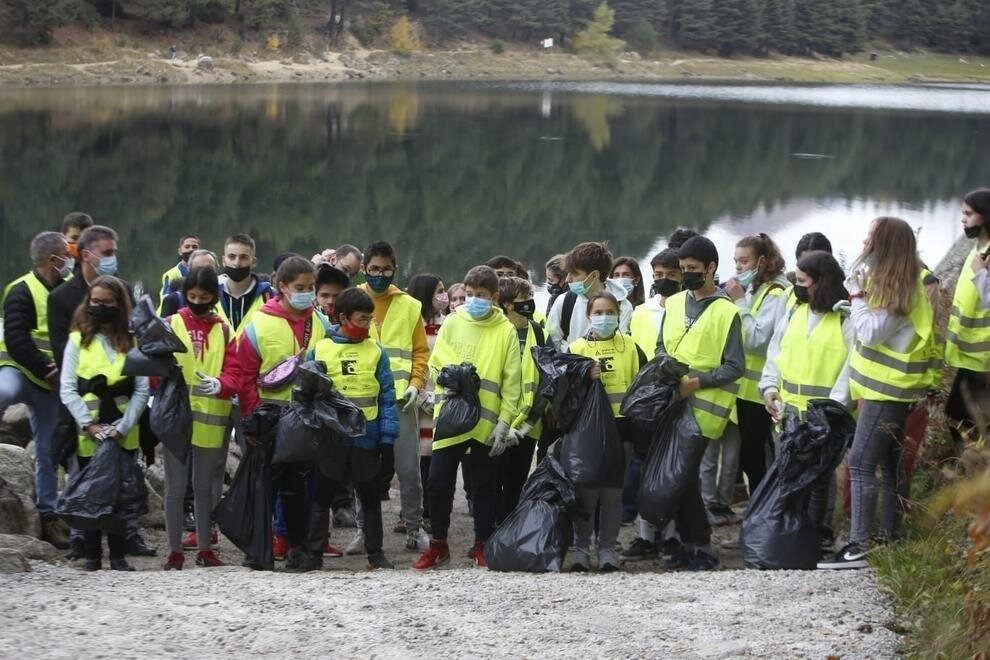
xmin=828 ymin=316 xmax=857 ymax=408
xmin=236 ymin=326 xmax=263 ymax=417
xmin=850 ymin=297 xmax=905 ymax=347
xmin=59 ymin=339 xmax=92 ymax=430
xmin=408 ymin=316 xmax=429 ymax=392
xmin=46 ymin=289 xmax=71 ymax=369
xmin=114 ymin=376 xmax=150 ymax=437
xmin=698 ymin=315 xmax=745 ymax=389
xmin=376 ymin=347 xmax=400 ymax=445
xmin=619 ymin=299 xmax=633 ymax=333
xmin=973 ymin=269 xmax=990 ymax=308
xmin=758 ymin=311 xmax=790 ymax=395
xmin=497 ymin=328 xmax=523 ymax=425
xmin=547 ymin=294 xmax=566 ymax=352
xmin=738 ymin=287 xmax=784 ymax=353
xmin=217 ymin=332 xmax=242 ymax=400
xmin=4 ymin=281 xmax=55 ymax=383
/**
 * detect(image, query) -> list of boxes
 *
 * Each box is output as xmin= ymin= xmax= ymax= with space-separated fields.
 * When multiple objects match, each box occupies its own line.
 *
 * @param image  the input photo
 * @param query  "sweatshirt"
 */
xmin=359 ymin=283 xmax=429 ymax=393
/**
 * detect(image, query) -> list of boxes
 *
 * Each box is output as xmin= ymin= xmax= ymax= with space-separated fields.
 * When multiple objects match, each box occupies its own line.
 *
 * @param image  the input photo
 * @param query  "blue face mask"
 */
xmin=589 ymin=314 xmax=619 ymax=338
xmin=568 ymin=271 xmax=597 ymax=297
xmin=463 ymin=296 xmax=492 ymax=319
xmin=288 ymin=290 xmax=316 ymax=311
xmin=736 ymin=269 xmax=756 ymax=289
xmin=615 ymin=277 xmax=635 ymax=295
xmin=96 ymin=255 xmax=118 ymax=276
xmin=365 ymin=274 xmax=394 ymax=293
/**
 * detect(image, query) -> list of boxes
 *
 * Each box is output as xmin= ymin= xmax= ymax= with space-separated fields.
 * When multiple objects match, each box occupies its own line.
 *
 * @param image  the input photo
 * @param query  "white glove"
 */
xmin=845 ymin=267 xmax=866 ymax=296
xmin=420 ymin=391 xmax=436 ymax=416
xmin=509 ymin=423 xmax=531 ymax=445
xmin=402 ymin=385 xmax=419 ymax=411
xmin=488 ymin=420 xmax=511 ymax=457
xmin=193 ymin=370 xmax=221 ymax=396
xmin=832 ymin=299 xmax=852 ymax=316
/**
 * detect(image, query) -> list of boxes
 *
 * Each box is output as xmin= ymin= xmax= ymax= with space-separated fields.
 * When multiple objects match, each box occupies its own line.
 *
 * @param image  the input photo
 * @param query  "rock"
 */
xmin=340 ymin=52 xmax=360 ymax=69
xmin=0 ymin=534 xmax=62 ymax=563
xmin=0 ymin=403 xmax=32 ymax=447
xmin=224 ymin=452 xmax=239 ymax=485
xmin=145 ymin=461 xmax=165 ymax=498
xmin=0 ymin=444 xmax=39 ymax=537
xmin=0 ymin=548 xmax=30 ymax=573
xmin=140 ymin=476 xmax=166 ymax=529
xmin=197 ymin=55 xmax=214 ymax=71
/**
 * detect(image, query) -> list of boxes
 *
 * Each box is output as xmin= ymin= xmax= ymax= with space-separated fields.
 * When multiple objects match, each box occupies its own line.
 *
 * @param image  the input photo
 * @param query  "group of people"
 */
xmin=2 ymin=187 xmax=987 ymax=573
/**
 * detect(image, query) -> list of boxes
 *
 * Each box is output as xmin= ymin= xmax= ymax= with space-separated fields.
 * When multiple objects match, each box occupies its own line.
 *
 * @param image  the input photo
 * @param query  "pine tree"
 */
xmin=829 ymin=0 xmax=866 ymax=54
xmin=0 ymin=0 xmax=81 ymax=44
xmin=710 ymin=0 xmax=758 ymax=56
xmin=758 ymin=0 xmax=795 ymax=54
xmin=610 ymin=0 xmax=664 ymax=34
xmin=676 ymin=0 xmax=713 ymax=49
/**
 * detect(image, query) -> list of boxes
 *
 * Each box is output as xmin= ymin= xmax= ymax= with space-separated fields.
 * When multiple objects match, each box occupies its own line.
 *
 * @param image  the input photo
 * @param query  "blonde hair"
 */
xmin=855 ymin=217 xmax=920 ymax=316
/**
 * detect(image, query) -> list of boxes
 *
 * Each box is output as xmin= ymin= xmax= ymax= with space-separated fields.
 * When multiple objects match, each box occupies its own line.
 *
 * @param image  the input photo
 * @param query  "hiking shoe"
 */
xmin=40 ymin=513 xmax=70 ymax=549
xmin=568 ymin=547 xmax=590 ymax=572
xmin=125 ymin=534 xmax=156 ymax=557
xmin=183 ymin=529 xmax=220 ymax=551
xmin=323 ymin=544 xmax=344 ymax=558
xmin=687 ymin=549 xmax=720 ymax=571
xmin=272 ymin=535 xmax=289 ymax=561
xmin=469 ymin=541 xmax=487 ymax=568
xmin=183 ymin=510 xmax=196 ymax=531
xmin=163 ymin=551 xmax=184 ymax=571
xmin=333 ymin=506 xmax=357 ymax=529
xmin=344 ymin=531 xmax=365 ymax=556
xmin=621 ymin=538 xmax=658 ymax=561
xmin=393 ymin=519 xmax=407 ymax=534
xmin=367 ymin=553 xmax=394 ymax=570
xmin=412 ymin=540 xmax=450 ymax=571
xmin=64 ymin=537 xmax=85 ymax=561
xmin=109 ymin=558 xmax=135 ymax=572
xmin=406 ymin=528 xmax=430 ymax=552
xmin=285 ymin=549 xmax=322 ymax=573
xmin=661 ymin=537 xmax=682 ymax=557
xmin=83 ymin=559 xmax=101 ymax=572
xmin=663 ymin=546 xmax=694 ymax=571
xmin=817 ymin=542 xmax=869 ymax=570
xmin=598 ymin=548 xmax=621 ymax=572
xmin=195 ymin=550 xmax=225 ymax=567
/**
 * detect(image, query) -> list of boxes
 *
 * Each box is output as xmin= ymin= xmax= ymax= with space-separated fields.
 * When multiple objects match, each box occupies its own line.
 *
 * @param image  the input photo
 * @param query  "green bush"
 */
xmin=627 ymin=19 xmax=657 ymax=55
xmin=286 ymin=3 xmax=304 ymax=48
xmin=491 ymin=38 xmax=505 ymax=54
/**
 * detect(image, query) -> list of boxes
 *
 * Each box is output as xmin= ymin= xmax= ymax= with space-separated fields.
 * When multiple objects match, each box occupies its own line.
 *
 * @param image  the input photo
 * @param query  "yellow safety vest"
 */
xmin=738 ymin=283 xmax=785 ymax=404
xmin=850 ymin=277 xmax=935 ymax=403
xmin=630 ymin=300 xmax=664 ymax=357
xmin=0 ymin=272 xmax=55 ymax=390
xmin=170 ymin=314 xmax=232 ymax=449
xmin=512 ymin=322 xmax=544 ymax=438
xmin=570 ymin=332 xmax=641 ymax=417
xmin=71 ymin=331 xmax=140 ymax=458
xmin=776 ymin=305 xmax=848 ymax=415
xmin=314 ymin=337 xmax=383 ymax=422
xmin=662 ymin=291 xmax=740 ymax=440
xmin=215 ymin=291 xmax=268 ymax=338
xmin=364 ymin=289 xmax=421 ymax=395
xmin=248 ymin=310 xmax=326 ymax=407
xmin=945 ymin=248 xmax=990 ymax=371
xmin=160 ymin=263 xmax=185 ymax=293
xmin=782 ymin=285 xmax=799 ymax=315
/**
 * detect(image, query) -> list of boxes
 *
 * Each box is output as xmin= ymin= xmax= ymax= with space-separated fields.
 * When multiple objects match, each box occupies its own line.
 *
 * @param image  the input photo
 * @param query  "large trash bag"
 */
xmin=433 ymin=362 xmax=481 ymax=442
xmin=55 ymin=440 xmax=136 ymax=535
xmin=485 ymin=454 xmax=577 ymax=572
xmin=116 ymin=449 xmax=149 ymax=525
xmin=620 ymin=354 xmax=689 ymax=422
xmin=637 ymin=399 xmax=706 ymax=527
xmin=149 ymin=365 xmax=193 ymax=459
xmin=129 ymin=295 xmax=187 ymax=356
xmin=215 ymin=443 xmax=274 ymax=570
xmin=242 ymin=403 xmax=284 ymax=446
xmin=777 ymin=399 xmax=855 ymax=498
xmin=273 ymin=403 xmax=326 ymax=464
xmin=556 ymin=381 xmax=626 ymax=489
xmin=532 ymin=346 xmax=596 ymax=432
xmin=123 ymin=346 xmax=176 ymax=378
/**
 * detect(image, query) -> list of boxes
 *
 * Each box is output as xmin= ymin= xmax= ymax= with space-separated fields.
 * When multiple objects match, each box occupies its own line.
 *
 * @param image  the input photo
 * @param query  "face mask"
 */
xmin=287 ymin=290 xmax=316 ymax=311
xmin=793 ymin=284 xmax=810 ymax=304
xmin=54 ymin=255 xmax=75 ymax=278
xmin=463 ymin=296 xmax=492 ymax=319
xmin=87 ymin=304 xmax=117 ymax=324
xmin=547 ymin=282 xmax=564 ymax=297
xmin=323 ymin=304 xmax=334 ymax=319
xmin=340 ymin=324 xmax=370 ymax=341
xmin=187 ymin=300 xmax=215 ymax=316
xmin=180 ymin=250 xmax=194 ymax=263
xmin=95 ymin=255 xmax=118 ymax=276
xmin=433 ymin=293 xmax=449 ymax=314
xmin=589 ymin=314 xmax=619 ymax=338
xmin=568 ymin=272 xmax=596 ymax=297
xmin=67 ymin=243 xmax=79 ymax=259
xmin=224 ymin=265 xmax=251 ymax=283
xmin=965 ymin=224 xmax=983 ymax=239
xmin=366 ymin=274 xmax=394 ymax=293
xmin=513 ymin=299 xmax=536 ymax=319
xmin=682 ymin=271 xmax=707 ymax=291
xmin=615 ymin=277 xmax=635 ymax=295
xmin=736 ymin=269 xmax=756 ymax=289
xmin=651 ymin=278 xmax=681 ymax=298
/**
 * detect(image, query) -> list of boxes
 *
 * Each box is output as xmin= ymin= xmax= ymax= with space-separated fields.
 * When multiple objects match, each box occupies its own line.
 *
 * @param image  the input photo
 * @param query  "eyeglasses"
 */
xmin=495 ymin=270 xmax=515 ymax=278
xmin=366 ymin=267 xmax=395 ymax=277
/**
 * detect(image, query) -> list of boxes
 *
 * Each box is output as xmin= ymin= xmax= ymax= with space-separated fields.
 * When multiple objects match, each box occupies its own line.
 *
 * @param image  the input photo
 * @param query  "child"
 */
xmin=413 ymin=265 xmax=521 ymax=570
xmin=567 ymin=291 xmax=646 ymax=572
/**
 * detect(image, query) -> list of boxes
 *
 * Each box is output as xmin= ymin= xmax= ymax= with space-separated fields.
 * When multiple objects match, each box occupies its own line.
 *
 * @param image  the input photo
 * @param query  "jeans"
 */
xmin=700 ymin=422 xmax=742 ymax=511
xmin=0 ymin=366 xmax=59 ymax=513
xmin=394 ymin=406 xmax=424 ymax=532
xmin=428 ymin=439 xmax=495 ymax=543
xmin=849 ymin=400 xmax=909 ymax=544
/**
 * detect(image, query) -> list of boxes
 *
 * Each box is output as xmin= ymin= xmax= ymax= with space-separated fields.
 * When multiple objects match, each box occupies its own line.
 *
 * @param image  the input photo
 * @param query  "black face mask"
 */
xmin=681 ymin=271 xmax=707 ymax=291
xmin=650 ymin=278 xmax=681 ymax=298
xmin=224 ymin=265 xmax=251 ymax=283
xmin=187 ymin=300 xmax=215 ymax=316
xmin=513 ymin=299 xmax=536 ymax=319
xmin=793 ymin=284 xmax=810 ymax=304
xmin=180 ymin=250 xmax=194 ymax=263
xmin=87 ymin=304 xmax=117 ymax=324
xmin=965 ymin=224 xmax=983 ymax=239
xmin=546 ymin=282 xmax=564 ymax=297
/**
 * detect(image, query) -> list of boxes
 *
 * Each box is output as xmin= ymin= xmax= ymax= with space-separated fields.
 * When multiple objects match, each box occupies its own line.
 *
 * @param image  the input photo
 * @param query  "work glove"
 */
xmin=845 ymin=267 xmax=867 ymax=297
xmin=420 ymin=390 xmax=436 ymax=416
xmin=193 ymin=370 xmax=221 ymax=396
xmin=508 ymin=422 xmax=531 ymax=446
xmin=401 ymin=385 xmax=419 ymax=411
xmin=488 ymin=420 xmax=511 ymax=457
xmin=832 ymin=299 xmax=852 ymax=316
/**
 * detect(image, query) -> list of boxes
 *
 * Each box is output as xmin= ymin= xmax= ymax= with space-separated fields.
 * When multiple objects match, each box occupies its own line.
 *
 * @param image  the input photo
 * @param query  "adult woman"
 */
xmin=59 ymin=276 xmax=149 ymax=571
xmin=611 ymin=256 xmax=646 ymax=308
xmin=819 ymin=217 xmax=936 ymax=569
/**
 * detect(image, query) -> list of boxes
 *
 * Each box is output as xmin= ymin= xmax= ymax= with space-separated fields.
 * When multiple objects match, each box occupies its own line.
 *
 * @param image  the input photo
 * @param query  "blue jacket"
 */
xmin=308 ymin=326 xmax=400 ymax=450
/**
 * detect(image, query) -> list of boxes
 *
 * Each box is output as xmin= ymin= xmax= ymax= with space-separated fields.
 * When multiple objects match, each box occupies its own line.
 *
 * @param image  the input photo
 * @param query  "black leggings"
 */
xmin=494 ymin=436 xmax=537 ymax=524
xmin=737 ymin=399 xmax=772 ymax=494
xmin=78 ymin=449 xmax=135 ymax=560
xmin=273 ymin=461 xmax=313 ymax=547
xmin=428 ymin=439 xmax=495 ymax=542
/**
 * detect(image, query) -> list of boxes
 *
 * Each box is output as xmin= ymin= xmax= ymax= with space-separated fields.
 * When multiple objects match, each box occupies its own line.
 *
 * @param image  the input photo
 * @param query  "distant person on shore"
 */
xmin=170 ymin=45 xmax=177 ymax=62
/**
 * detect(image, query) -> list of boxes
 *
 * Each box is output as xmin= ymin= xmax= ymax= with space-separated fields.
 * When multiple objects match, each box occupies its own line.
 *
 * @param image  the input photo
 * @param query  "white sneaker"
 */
xmin=568 ymin=547 xmax=590 ymax=572
xmin=405 ymin=528 xmax=430 ymax=552
xmin=344 ymin=530 xmax=365 ymax=556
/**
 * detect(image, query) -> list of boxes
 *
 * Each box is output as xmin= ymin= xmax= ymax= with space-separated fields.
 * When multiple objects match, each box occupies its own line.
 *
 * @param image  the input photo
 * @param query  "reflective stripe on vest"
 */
xmin=0 ymin=272 xmax=54 ymax=390
xmin=170 ymin=314 xmax=232 ymax=448
xmin=513 ymin=323 xmax=544 ymax=439
xmin=366 ymin=290 xmax=421 ymax=395
xmin=570 ymin=333 xmax=640 ymax=417
xmin=738 ymin=283 xmax=783 ymax=404
xmin=663 ymin=291 xmax=741 ymax=440
xmin=72 ymin=332 xmax=139 ymax=458
xmin=775 ymin=305 xmax=848 ymax=413
xmin=314 ymin=336 xmax=383 ymax=422
xmin=946 ymin=248 xmax=990 ymax=370
xmin=248 ymin=310 xmax=326 ymax=406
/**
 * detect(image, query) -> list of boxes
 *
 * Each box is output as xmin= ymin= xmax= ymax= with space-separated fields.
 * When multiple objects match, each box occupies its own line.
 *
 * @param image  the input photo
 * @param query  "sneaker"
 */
xmin=598 ymin=548 xmax=621 ymax=572
xmin=367 ymin=552 xmax=394 ymax=570
xmin=125 ymin=534 xmax=157 ymax=557
xmin=406 ymin=528 xmax=430 ymax=552
xmin=285 ymin=549 xmax=322 ymax=573
xmin=41 ymin=514 xmax=70 ymax=549
xmin=720 ymin=536 xmax=740 ymax=550
xmin=109 ymin=557 xmax=136 ymax=572
xmin=819 ymin=525 xmax=836 ymax=552
xmin=183 ymin=529 xmax=220 ymax=551
xmin=83 ymin=559 xmax=101 ymax=572
xmin=412 ymin=540 xmax=450 ymax=571
xmin=64 ymin=537 xmax=85 ymax=561
xmin=469 ymin=541 xmax=487 ymax=568
xmin=323 ymin=544 xmax=344 ymax=558
xmin=183 ymin=510 xmax=196 ymax=532
xmin=195 ymin=550 xmax=225 ymax=567
xmin=663 ymin=546 xmax=694 ymax=571
xmin=621 ymin=538 xmax=658 ymax=561
xmin=688 ymin=549 xmax=720 ymax=571
xmin=817 ymin=542 xmax=869 ymax=570
xmin=393 ymin=519 xmax=407 ymax=534
xmin=163 ymin=551 xmax=184 ymax=571
xmin=344 ymin=531 xmax=365 ymax=556
xmin=272 ymin=535 xmax=288 ymax=561
xmin=333 ymin=507 xmax=357 ymax=529
xmin=661 ymin=537 xmax=682 ymax=557
xmin=568 ymin=547 xmax=590 ymax=572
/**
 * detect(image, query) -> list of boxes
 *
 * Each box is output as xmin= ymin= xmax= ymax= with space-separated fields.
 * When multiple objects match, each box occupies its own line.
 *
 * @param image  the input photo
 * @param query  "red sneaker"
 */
xmin=323 ymin=543 xmax=344 ymax=558
xmin=273 ymin=535 xmax=288 ymax=561
xmin=469 ymin=541 xmax=487 ymax=568
xmin=163 ymin=551 xmax=184 ymax=571
xmin=412 ymin=540 xmax=450 ymax=571
xmin=195 ymin=550 xmax=225 ymax=567
xmin=185 ymin=529 xmax=220 ymax=550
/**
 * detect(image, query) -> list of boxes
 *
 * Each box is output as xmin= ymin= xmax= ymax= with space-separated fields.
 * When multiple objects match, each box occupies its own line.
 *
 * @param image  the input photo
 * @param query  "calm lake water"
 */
xmin=0 ymin=81 xmax=988 ymax=292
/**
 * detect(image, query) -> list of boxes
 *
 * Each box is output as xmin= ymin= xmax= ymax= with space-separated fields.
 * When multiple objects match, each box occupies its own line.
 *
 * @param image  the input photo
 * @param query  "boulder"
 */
xmin=0 ymin=403 xmax=31 ymax=448
xmin=145 ymin=461 xmax=165 ymax=499
xmin=0 ymin=445 xmax=40 ymax=537
xmin=0 ymin=548 xmax=30 ymax=573
xmin=197 ymin=55 xmax=214 ymax=71
xmin=140 ymin=476 xmax=166 ymax=529
xmin=0 ymin=534 xmax=62 ymax=563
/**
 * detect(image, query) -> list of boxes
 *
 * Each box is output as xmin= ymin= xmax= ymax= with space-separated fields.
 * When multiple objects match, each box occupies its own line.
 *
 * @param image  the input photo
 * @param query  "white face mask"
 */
xmin=614 ymin=277 xmax=635 ymax=295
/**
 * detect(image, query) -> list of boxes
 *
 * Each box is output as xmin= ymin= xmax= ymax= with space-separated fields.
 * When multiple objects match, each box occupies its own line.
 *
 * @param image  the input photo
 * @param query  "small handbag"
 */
xmin=256 ymin=317 xmax=312 ymax=391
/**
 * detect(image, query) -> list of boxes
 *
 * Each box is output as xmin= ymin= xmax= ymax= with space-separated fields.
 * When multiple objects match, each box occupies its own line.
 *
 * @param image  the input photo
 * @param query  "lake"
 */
xmin=0 ymin=81 xmax=987 ymax=293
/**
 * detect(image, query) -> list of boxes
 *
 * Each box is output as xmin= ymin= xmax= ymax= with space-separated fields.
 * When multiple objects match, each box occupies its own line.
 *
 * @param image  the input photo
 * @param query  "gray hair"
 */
xmin=77 ymin=225 xmax=119 ymax=255
xmin=29 ymin=231 xmax=67 ymax=265
xmin=188 ymin=248 xmax=219 ymax=270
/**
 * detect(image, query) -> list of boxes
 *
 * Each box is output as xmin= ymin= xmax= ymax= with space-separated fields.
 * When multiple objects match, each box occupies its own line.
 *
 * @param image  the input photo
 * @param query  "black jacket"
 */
xmin=46 ymin=268 xmax=90 ymax=367
xmin=2 ymin=270 xmax=62 ymax=382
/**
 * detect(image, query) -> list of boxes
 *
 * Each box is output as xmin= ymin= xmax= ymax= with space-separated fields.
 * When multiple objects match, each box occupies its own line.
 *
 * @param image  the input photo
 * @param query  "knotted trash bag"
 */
xmin=150 ymin=364 xmax=193 ymax=459
xmin=485 ymin=454 xmax=577 ymax=572
xmin=56 ymin=440 xmax=147 ymax=535
xmin=215 ymin=443 xmax=273 ymax=570
xmin=129 ymin=295 xmax=187 ymax=356
xmin=556 ymin=380 xmax=626 ymax=489
xmin=532 ymin=346 xmax=596 ymax=433
xmin=637 ymin=399 xmax=706 ymax=527
xmin=777 ymin=399 xmax=855 ymax=498
xmin=433 ymin=362 xmax=481 ymax=442
xmin=620 ymin=354 xmax=689 ymax=422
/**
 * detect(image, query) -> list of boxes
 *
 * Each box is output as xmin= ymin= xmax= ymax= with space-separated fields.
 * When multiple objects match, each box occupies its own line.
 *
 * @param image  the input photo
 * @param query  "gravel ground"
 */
xmin=0 ymin=483 xmax=900 ymax=658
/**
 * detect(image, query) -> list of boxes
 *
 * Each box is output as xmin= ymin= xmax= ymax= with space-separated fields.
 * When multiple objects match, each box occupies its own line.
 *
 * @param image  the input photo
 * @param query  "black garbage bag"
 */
xmin=532 ymin=346 xmax=596 ymax=432
xmin=149 ymin=365 xmax=193 ymax=459
xmin=273 ymin=403 xmax=327 ymax=464
xmin=637 ymin=399 xmax=706 ymax=527
xmin=242 ymin=403 xmax=284 ymax=446
xmin=123 ymin=346 xmax=176 ymax=378
xmin=778 ymin=399 xmax=856 ymax=498
xmin=485 ymin=454 xmax=577 ymax=572
xmin=129 ymin=295 xmax=187 ymax=356
xmin=51 ymin=404 xmax=78 ymax=470
xmin=620 ymin=354 xmax=689 ymax=422
xmin=116 ymin=449 xmax=149 ymax=524
xmin=215 ymin=443 xmax=273 ymax=570
xmin=433 ymin=362 xmax=481 ymax=442
xmin=56 ymin=440 xmax=141 ymax=535
xmin=556 ymin=381 xmax=626 ymax=489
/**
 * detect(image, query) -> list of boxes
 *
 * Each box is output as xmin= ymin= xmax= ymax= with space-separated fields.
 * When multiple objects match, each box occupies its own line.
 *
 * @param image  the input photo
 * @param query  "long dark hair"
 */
xmin=964 ymin=188 xmax=990 ymax=222
xmin=407 ymin=273 xmax=443 ymax=322
xmin=612 ymin=256 xmax=645 ymax=307
xmin=796 ymin=251 xmax=848 ymax=314
xmin=71 ymin=275 xmax=133 ymax=354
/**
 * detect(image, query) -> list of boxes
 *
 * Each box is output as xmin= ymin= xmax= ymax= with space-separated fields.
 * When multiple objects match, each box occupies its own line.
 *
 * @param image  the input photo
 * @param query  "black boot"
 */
xmin=125 ymin=533 xmax=157 ymax=557
xmin=305 ymin=504 xmax=331 ymax=557
xmin=109 ymin=557 xmax=136 ymax=571
xmin=64 ymin=537 xmax=86 ymax=561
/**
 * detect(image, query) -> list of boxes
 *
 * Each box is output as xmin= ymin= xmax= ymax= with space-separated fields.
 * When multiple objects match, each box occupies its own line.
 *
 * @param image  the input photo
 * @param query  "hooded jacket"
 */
xmin=358 ymin=283 xmax=429 ymax=393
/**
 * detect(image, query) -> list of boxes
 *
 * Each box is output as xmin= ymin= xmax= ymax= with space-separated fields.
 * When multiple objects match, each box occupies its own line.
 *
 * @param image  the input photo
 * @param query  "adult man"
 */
xmin=218 ymin=233 xmax=273 ymax=335
xmin=330 ymin=244 xmax=363 ymax=279
xmin=160 ymin=234 xmax=200 ymax=300
xmin=0 ymin=231 xmax=72 ymax=547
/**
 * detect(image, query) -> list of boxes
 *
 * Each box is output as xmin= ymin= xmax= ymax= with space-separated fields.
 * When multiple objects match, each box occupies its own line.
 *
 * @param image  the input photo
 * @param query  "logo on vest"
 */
xmin=341 ymin=360 xmax=358 ymax=375
xmin=600 ymin=357 xmax=615 ymax=372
